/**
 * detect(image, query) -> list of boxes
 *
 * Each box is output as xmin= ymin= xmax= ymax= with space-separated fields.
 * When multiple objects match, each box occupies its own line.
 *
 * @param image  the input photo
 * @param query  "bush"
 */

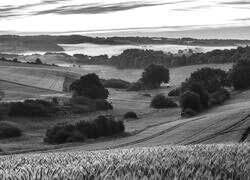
xmin=44 ymin=115 xmax=125 ymax=144
xmin=180 ymin=91 xmax=201 ymax=112
xmin=94 ymin=99 xmax=113 ymax=110
xmin=8 ymin=97 xmax=113 ymax=117
xmin=102 ymin=79 xmax=131 ymax=89
xmin=127 ymin=81 xmax=145 ymax=91
xmin=181 ymin=108 xmax=197 ymax=118
xmin=0 ymin=121 xmax=22 ymax=139
xmin=189 ymin=82 xmax=210 ymax=107
xmin=141 ymin=64 xmax=170 ymax=89
xmin=229 ymin=59 xmax=250 ymax=90
xmin=168 ymin=88 xmax=180 ymax=97
xmin=9 ymin=100 xmax=54 ymax=117
xmin=210 ymin=89 xmax=230 ymax=105
xmin=185 ymin=67 xmax=231 ymax=93
xmin=70 ymin=73 xmax=109 ymax=99
xmin=124 ymin=112 xmax=138 ymax=119
xmin=150 ymin=94 xmax=178 ymax=109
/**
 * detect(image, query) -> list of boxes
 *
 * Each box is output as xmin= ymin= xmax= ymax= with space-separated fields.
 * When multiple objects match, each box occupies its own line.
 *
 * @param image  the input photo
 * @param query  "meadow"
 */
xmin=0 ymin=143 xmax=249 ymax=179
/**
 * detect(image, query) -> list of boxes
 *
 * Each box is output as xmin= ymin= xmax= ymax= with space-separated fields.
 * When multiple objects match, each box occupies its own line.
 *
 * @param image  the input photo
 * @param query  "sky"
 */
xmin=1 ymin=0 xmax=250 ymax=39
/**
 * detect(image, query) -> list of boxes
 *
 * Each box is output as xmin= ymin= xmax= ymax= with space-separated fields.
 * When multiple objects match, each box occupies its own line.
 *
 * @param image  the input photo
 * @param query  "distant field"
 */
xmin=0 ymin=66 xmax=80 ymax=92
xmin=0 ymin=81 xmax=59 ymax=101
xmin=0 ymin=62 xmax=232 ymax=100
xmin=0 ymin=143 xmax=249 ymax=179
xmin=71 ymin=63 xmax=233 ymax=84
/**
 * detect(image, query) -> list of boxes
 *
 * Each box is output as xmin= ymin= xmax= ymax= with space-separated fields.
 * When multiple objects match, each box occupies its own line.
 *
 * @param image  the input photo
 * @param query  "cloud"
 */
xmin=234 ymin=17 xmax=250 ymax=21
xmin=172 ymin=5 xmax=212 ymax=11
xmin=41 ymin=0 xmax=69 ymax=5
xmin=220 ymin=0 xmax=250 ymax=5
xmin=33 ymin=1 xmax=180 ymax=15
xmin=0 ymin=0 xmax=191 ymax=19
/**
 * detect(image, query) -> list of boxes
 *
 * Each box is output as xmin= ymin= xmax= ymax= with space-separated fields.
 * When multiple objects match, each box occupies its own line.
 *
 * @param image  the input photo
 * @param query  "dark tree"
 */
xmin=150 ymin=94 xmax=177 ymax=109
xmin=189 ymin=82 xmax=210 ymax=107
xmin=141 ymin=64 xmax=170 ymax=88
xmin=35 ymin=58 xmax=43 ymax=64
xmin=180 ymin=91 xmax=201 ymax=112
xmin=186 ymin=67 xmax=231 ymax=93
xmin=70 ymin=73 xmax=109 ymax=99
xmin=229 ymin=59 xmax=250 ymax=90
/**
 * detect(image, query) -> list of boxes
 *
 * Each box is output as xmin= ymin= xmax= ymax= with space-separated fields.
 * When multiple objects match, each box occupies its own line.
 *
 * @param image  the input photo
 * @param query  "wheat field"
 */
xmin=0 ymin=143 xmax=249 ymax=180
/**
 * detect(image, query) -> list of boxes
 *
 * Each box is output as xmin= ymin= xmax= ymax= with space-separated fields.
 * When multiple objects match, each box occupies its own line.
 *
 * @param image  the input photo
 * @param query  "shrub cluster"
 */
xmin=9 ymin=98 xmax=113 ymax=117
xmin=124 ymin=112 xmax=138 ymax=119
xmin=127 ymin=81 xmax=145 ymax=91
xmin=102 ymin=79 xmax=131 ymax=89
xmin=179 ymin=67 xmax=232 ymax=117
xmin=182 ymin=67 xmax=230 ymax=94
xmin=9 ymin=100 xmax=58 ymax=117
xmin=44 ymin=115 xmax=124 ymax=144
xmin=0 ymin=121 xmax=22 ymax=139
xmin=150 ymin=94 xmax=178 ymax=109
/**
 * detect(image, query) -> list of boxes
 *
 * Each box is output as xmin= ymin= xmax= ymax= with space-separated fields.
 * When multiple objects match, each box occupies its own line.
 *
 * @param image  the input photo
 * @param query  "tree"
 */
xmin=180 ymin=91 xmax=201 ymax=112
xmin=141 ymin=64 xmax=170 ymax=88
xmin=186 ymin=67 xmax=231 ymax=93
xmin=229 ymin=59 xmax=250 ymax=90
xmin=35 ymin=58 xmax=43 ymax=64
xmin=70 ymin=73 xmax=109 ymax=99
xmin=189 ymin=82 xmax=210 ymax=107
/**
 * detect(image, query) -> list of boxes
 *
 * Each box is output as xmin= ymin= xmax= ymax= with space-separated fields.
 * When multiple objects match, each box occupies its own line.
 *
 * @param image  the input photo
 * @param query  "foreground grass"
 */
xmin=0 ymin=143 xmax=249 ymax=180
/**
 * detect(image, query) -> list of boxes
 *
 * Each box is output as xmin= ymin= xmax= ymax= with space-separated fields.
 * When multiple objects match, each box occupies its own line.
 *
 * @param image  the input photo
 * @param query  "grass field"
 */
xmin=0 ymin=61 xmax=249 ymax=153
xmin=0 ymin=143 xmax=249 ymax=179
xmin=0 ymin=61 xmax=249 ymax=179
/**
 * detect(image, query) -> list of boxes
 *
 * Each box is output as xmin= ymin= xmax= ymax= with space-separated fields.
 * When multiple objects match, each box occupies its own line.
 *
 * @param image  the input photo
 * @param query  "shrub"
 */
xmin=127 ymin=81 xmax=145 ymax=91
xmin=189 ymin=82 xmax=210 ymax=107
xmin=9 ymin=100 xmax=52 ymax=117
xmin=181 ymin=108 xmax=197 ymax=118
xmin=210 ymin=89 xmax=230 ymax=105
xmin=168 ymin=88 xmax=180 ymax=97
xmin=124 ymin=112 xmax=138 ymax=119
xmin=70 ymin=73 xmax=109 ymax=99
xmin=102 ymin=79 xmax=131 ymax=89
xmin=66 ymin=130 xmax=86 ymax=143
xmin=94 ymin=99 xmax=113 ymax=110
xmin=141 ymin=64 xmax=170 ymax=89
xmin=180 ymin=91 xmax=201 ymax=112
xmin=150 ymin=94 xmax=178 ymax=109
xmin=229 ymin=59 xmax=250 ymax=90
xmin=0 ymin=121 xmax=22 ymax=139
xmin=44 ymin=115 xmax=125 ymax=144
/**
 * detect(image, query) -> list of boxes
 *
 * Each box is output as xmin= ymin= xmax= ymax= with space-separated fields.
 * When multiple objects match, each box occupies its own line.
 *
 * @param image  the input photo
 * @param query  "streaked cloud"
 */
xmin=220 ymin=0 xmax=250 ymax=5
xmin=33 ymin=1 xmax=169 ymax=15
